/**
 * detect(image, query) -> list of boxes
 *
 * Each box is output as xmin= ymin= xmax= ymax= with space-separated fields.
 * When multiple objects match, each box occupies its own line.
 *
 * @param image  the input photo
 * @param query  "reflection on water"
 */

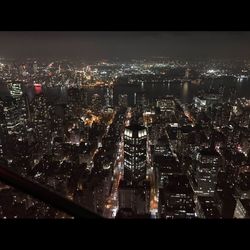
xmin=24 ymin=78 xmax=250 ymax=107
xmin=113 ymin=78 xmax=250 ymax=106
xmin=182 ymin=82 xmax=189 ymax=103
xmin=141 ymin=81 xmax=144 ymax=90
xmin=134 ymin=92 xmax=137 ymax=105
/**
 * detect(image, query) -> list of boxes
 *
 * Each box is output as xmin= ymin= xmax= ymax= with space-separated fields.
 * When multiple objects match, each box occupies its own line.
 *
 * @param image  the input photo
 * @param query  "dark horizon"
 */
xmin=0 ymin=31 xmax=250 ymax=61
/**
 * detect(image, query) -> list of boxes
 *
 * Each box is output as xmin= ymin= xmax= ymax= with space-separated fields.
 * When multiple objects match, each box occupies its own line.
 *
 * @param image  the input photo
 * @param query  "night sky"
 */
xmin=0 ymin=31 xmax=250 ymax=60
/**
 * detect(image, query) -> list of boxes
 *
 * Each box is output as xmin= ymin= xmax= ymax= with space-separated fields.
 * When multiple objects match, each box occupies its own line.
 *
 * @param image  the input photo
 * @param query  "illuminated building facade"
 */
xmin=30 ymin=94 xmax=52 ymax=154
xmin=136 ymin=91 xmax=148 ymax=109
xmin=91 ymin=94 xmax=102 ymax=114
xmin=2 ymin=82 xmax=27 ymax=137
xmin=196 ymin=196 xmax=221 ymax=218
xmin=158 ymin=174 xmax=196 ymax=218
xmin=194 ymin=148 xmax=221 ymax=196
xmin=124 ymin=124 xmax=147 ymax=185
xmin=0 ymin=138 xmax=3 ymax=158
xmin=156 ymin=96 xmax=175 ymax=112
xmin=118 ymin=180 xmax=150 ymax=215
xmin=33 ymin=61 xmax=38 ymax=74
xmin=194 ymin=97 xmax=207 ymax=111
xmin=2 ymin=98 xmax=22 ymax=135
xmin=105 ymin=87 xmax=113 ymax=107
xmin=234 ymin=199 xmax=250 ymax=218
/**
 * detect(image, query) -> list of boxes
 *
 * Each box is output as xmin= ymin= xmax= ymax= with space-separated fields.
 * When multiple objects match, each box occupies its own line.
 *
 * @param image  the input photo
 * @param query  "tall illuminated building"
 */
xmin=124 ymin=124 xmax=147 ymax=185
xmin=0 ymin=101 xmax=7 ymax=159
xmin=91 ymin=94 xmax=102 ymax=114
xmin=119 ymin=123 xmax=150 ymax=214
xmin=3 ymin=82 xmax=26 ymax=136
xmin=193 ymin=148 xmax=221 ymax=196
xmin=0 ymin=106 xmax=5 ymax=158
xmin=234 ymin=199 xmax=250 ymax=218
xmin=156 ymin=96 xmax=175 ymax=112
xmin=158 ymin=174 xmax=196 ymax=218
xmin=33 ymin=61 xmax=38 ymax=74
xmin=105 ymin=87 xmax=113 ymax=107
xmin=0 ymin=138 xmax=3 ymax=158
xmin=12 ymin=82 xmax=27 ymax=127
xmin=66 ymin=87 xmax=81 ymax=119
xmin=196 ymin=196 xmax=221 ymax=218
xmin=30 ymin=94 xmax=52 ymax=155
xmin=10 ymin=82 xmax=22 ymax=99
xmin=3 ymin=98 xmax=21 ymax=134
xmin=136 ymin=91 xmax=148 ymax=109
xmin=185 ymin=68 xmax=191 ymax=79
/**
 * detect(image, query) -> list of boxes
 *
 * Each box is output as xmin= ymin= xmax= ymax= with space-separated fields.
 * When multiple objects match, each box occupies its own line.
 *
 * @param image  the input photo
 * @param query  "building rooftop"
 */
xmin=157 ymin=135 xmax=169 ymax=146
xmin=200 ymin=148 xmax=220 ymax=157
xmin=125 ymin=124 xmax=146 ymax=131
xmin=197 ymin=196 xmax=221 ymax=218
xmin=162 ymin=174 xmax=193 ymax=194
xmin=239 ymin=199 xmax=250 ymax=214
xmin=154 ymin=155 xmax=180 ymax=173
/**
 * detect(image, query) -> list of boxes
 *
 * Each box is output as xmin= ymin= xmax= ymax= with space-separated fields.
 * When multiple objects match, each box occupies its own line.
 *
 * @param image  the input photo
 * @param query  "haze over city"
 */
xmin=1 ymin=32 xmax=250 ymax=60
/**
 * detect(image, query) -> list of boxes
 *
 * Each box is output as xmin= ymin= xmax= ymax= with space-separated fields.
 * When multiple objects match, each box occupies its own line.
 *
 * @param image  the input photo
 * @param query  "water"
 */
xmin=1 ymin=77 xmax=250 ymax=105
xmin=113 ymin=78 xmax=250 ymax=105
xmin=40 ymin=78 xmax=250 ymax=105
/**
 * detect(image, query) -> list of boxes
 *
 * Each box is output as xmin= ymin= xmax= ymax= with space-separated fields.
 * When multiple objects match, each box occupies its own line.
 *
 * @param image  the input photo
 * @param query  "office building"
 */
xmin=159 ymin=174 xmax=196 ymax=218
xmin=124 ymin=124 xmax=147 ymax=185
xmin=196 ymin=196 xmax=221 ymax=218
xmin=234 ymin=199 xmax=250 ymax=218
xmin=193 ymin=148 xmax=221 ymax=196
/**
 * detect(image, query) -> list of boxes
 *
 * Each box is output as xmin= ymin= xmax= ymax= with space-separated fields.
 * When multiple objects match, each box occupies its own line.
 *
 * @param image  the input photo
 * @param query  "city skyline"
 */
xmin=1 ymin=39 xmax=250 ymax=218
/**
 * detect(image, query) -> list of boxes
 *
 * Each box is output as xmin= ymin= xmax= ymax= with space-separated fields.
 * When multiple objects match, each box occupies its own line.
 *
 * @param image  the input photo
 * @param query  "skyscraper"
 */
xmin=105 ymin=87 xmax=113 ymax=108
xmin=0 ymin=136 xmax=4 ymax=158
xmin=3 ymin=98 xmax=21 ymax=135
xmin=234 ymin=199 xmax=250 ymax=218
xmin=196 ymin=196 xmax=221 ymax=218
xmin=185 ymin=68 xmax=191 ymax=79
xmin=33 ymin=61 xmax=38 ymax=74
xmin=156 ymin=96 xmax=175 ymax=112
xmin=9 ymin=82 xmax=27 ymax=130
xmin=194 ymin=148 xmax=221 ymax=196
xmin=124 ymin=124 xmax=147 ymax=185
xmin=158 ymin=174 xmax=196 ymax=218
xmin=91 ymin=94 xmax=102 ymax=114
xmin=10 ymin=82 xmax=22 ymax=99
xmin=136 ymin=91 xmax=148 ymax=109
xmin=2 ymin=82 xmax=26 ymax=138
xmin=31 ymin=94 xmax=52 ymax=155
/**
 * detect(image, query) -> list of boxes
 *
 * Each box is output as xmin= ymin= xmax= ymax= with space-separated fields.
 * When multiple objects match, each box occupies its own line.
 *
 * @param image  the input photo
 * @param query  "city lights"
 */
xmin=0 ymin=33 xmax=250 ymax=219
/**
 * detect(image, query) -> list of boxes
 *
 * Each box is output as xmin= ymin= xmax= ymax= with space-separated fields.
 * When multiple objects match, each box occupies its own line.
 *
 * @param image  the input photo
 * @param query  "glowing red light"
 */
xmin=34 ymin=83 xmax=42 ymax=95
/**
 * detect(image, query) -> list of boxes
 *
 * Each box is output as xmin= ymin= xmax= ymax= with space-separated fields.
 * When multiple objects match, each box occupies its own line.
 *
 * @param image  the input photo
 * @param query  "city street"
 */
xmin=103 ymin=108 xmax=131 ymax=218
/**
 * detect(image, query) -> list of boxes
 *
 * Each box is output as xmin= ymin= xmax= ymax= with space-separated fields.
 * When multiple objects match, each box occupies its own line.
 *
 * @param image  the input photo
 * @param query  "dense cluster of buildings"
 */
xmin=0 ymin=58 xmax=250 ymax=218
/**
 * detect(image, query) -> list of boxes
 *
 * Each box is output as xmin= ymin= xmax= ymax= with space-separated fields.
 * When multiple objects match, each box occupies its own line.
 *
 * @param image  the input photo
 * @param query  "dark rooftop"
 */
xmin=162 ymin=174 xmax=193 ymax=194
xmin=200 ymin=148 xmax=220 ymax=157
xmin=125 ymin=124 xmax=146 ymax=131
xmin=240 ymin=199 xmax=250 ymax=214
xmin=197 ymin=196 xmax=221 ymax=219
